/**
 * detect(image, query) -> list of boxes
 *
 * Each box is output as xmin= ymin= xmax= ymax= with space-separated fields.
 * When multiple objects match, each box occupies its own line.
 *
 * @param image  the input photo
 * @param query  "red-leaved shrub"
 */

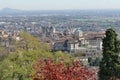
xmin=32 ymin=59 xmax=96 ymax=80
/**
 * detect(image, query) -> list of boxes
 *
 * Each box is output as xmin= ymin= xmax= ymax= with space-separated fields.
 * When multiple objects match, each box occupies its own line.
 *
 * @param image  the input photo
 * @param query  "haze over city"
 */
xmin=0 ymin=0 xmax=120 ymax=10
xmin=1 ymin=0 xmax=120 ymax=80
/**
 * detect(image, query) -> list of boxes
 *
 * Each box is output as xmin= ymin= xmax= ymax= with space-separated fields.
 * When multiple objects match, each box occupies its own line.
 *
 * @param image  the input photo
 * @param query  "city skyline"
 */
xmin=0 ymin=0 xmax=120 ymax=10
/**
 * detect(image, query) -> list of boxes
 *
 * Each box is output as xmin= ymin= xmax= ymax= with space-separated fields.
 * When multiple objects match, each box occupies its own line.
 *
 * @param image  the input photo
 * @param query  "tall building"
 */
xmin=50 ymin=26 xmax=56 ymax=33
xmin=41 ymin=26 xmax=47 ymax=38
xmin=74 ymin=28 xmax=83 ymax=39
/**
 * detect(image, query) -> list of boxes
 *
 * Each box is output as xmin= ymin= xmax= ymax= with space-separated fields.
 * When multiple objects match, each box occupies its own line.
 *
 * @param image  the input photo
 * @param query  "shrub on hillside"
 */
xmin=32 ymin=59 xmax=96 ymax=80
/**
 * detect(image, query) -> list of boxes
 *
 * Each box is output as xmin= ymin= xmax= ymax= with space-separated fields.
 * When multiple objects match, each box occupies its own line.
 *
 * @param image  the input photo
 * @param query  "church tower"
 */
xmin=74 ymin=28 xmax=83 ymax=39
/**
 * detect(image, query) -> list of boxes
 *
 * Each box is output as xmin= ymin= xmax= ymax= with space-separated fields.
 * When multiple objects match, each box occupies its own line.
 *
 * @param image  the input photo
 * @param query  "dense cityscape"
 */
xmin=0 ymin=4 xmax=120 ymax=80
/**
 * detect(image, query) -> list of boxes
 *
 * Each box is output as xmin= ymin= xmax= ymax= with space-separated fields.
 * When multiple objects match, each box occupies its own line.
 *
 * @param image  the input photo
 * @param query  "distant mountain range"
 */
xmin=1 ymin=8 xmax=22 ymax=12
xmin=0 ymin=8 xmax=68 ymax=15
xmin=1 ymin=8 xmax=120 ymax=16
xmin=0 ymin=8 xmax=24 ymax=15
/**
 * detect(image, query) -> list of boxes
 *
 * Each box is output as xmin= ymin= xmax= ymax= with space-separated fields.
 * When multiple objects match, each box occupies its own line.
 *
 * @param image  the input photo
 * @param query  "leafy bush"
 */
xmin=32 ymin=59 xmax=96 ymax=80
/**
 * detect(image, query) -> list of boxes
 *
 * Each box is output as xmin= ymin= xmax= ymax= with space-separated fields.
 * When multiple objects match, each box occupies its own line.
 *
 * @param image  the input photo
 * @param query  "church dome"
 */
xmin=75 ymin=28 xmax=82 ymax=33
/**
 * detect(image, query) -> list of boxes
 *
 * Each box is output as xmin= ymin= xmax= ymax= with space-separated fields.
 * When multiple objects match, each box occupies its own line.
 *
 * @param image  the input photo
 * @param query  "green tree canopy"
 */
xmin=0 ymin=32 xmax=74 ymax=80
xmin=99 ymin=28 xmax=120 ymax=80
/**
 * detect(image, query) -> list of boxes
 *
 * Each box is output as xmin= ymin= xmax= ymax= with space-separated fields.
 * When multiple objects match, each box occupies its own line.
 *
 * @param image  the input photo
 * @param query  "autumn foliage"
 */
xmin=32 ymin=59 xmax=96 ymax=80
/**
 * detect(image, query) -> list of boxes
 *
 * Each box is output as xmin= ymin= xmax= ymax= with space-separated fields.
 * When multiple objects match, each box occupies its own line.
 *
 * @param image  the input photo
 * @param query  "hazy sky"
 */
xmin=0 ymin=0 xmax=120 ymax=10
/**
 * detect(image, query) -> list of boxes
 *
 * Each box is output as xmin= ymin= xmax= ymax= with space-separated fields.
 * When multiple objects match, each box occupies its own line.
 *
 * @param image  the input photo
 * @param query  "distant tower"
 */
xmin=50 ymin=26 xmax=56 ymax=33
xmin=74 ymin=28 xmax=83 ymax=39
xmin=41 ymin=26 xmax=47 ymax=38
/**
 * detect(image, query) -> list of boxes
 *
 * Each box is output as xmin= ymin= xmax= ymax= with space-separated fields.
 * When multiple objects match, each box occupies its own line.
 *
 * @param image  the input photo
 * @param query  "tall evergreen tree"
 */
xmin=99 ymin=28 xmax=120 ymax=80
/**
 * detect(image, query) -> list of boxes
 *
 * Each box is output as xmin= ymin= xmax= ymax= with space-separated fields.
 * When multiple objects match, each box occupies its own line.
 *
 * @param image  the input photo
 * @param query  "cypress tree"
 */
xmin=99 ymin=28 xmax=120 ymax=80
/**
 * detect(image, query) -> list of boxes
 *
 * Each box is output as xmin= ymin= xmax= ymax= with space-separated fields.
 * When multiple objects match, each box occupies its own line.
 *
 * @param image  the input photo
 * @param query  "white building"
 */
xmin=52 ymin=29 xmax=104 ymax=57
xmin=74 ymin=28 xmax=83 ymax=40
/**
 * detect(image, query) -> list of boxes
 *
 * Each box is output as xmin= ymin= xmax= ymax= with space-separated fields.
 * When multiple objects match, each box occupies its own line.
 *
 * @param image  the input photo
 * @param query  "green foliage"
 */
xmin=0 ymin=45 xmax=8 ymax=61
xmin=88 ymin=57 xmax=93 ymax=66
xmin=54 ymin=51 xmax=74 ymax=65
xmin=99 ymin=28 xmax=120 ymax=80
xmin=93 ymin=57 xmax=101 ymax=66
xmin=0 ymin=50 xmax=55 ymax=80
xmin=0 ymin=32 xmax=74 ymax=80
xmin=88 ymin=57 xmax=101 ymax=66
xmin=11 ymin=32 xmax=50 ymax=52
